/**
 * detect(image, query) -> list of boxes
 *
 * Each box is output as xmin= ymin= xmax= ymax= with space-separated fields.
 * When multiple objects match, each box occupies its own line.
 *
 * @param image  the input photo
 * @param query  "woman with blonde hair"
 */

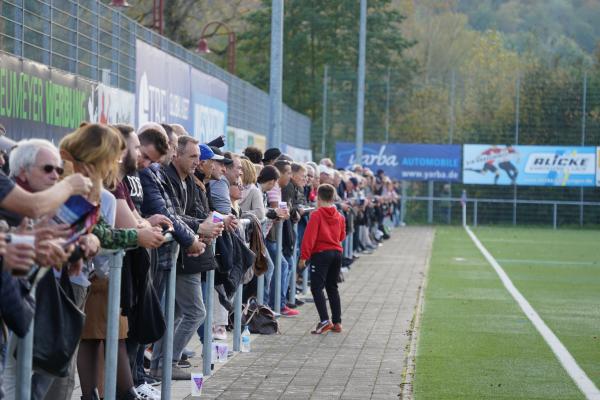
xmin=239 ymin=158 xmax=265 ymax=220
xmin=61 ymin=123 xmax=164 ymax=400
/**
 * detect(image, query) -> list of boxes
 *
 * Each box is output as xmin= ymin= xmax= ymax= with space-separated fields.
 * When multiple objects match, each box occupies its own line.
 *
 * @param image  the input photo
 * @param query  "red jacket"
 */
xmin=300 ymin=206 xmax=346 ymax=261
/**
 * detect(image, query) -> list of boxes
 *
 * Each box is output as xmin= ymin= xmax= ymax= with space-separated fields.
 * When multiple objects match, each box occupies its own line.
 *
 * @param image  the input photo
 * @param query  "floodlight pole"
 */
xmin=355 ymin=0 xmax=367 ymax=163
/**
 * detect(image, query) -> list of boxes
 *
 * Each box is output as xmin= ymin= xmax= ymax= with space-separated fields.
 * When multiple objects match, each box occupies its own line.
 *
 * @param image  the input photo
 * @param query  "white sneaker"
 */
xmin=136 ymin=382 xmax=161 ymax=400
xmin=212 ymin=326 xmax=227 ymax=341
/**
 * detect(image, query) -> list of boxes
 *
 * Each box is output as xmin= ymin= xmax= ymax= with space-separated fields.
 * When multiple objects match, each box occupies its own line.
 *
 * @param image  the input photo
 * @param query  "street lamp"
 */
xmin=197 ymin=21 xmax=236 ymax=74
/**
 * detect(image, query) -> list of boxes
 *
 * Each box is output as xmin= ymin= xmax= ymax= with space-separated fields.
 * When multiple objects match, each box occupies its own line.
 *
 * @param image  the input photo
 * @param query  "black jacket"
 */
xmin=164 ymin=163 xmax=215 ymax=274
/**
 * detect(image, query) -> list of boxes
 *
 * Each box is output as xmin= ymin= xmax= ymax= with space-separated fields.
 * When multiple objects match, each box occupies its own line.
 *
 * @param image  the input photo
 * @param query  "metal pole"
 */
xmin=449 ymin=69 xmax=455 ymax=145
xmin=514 ymin=73 xmax=520 ymax=227
xmin=256 ymin=274 xmax=264 ymax=305
xmin=427 ymin=181 xmax=433 ymax=224
xmin=580 ymin=71 xmax=587 ymax=227
xmin=462 ymin=200 xmax=467 ymax=227
xmin=161 ymin=243 xmax=179 ymax=400
xmin=202 ymin=243 xmax=216 ymax=377
xmin=400 ymin=181 xmax=407 ymax=224
xmin=274 ymin=221 xmax=283 ymax=314
xmin=301 ymin=251 xmax=309 ymax=296
xmin=385 ymin=66 xmax=390 ymax=143
xmin=321 ymin=65 xmax=329 ymax=158
xmin=287 ymin=223 xmax=298 ymax=305
xmin=553 ymin=203 xmax=558 ymax=230
xmin=104 ymin=251 xmax=125 ymax=400
xmin=233 ymin=284 xmax=242 ymax=352
xmin=268 ymin=0 xmax=284 ymax=149
xmin=473 ymin=199 xmax=478 ymax=228
xmin=15 ymin=267 xmax=47 ymax=400
xmin=355 ymin=0 xmax=367 ymax=162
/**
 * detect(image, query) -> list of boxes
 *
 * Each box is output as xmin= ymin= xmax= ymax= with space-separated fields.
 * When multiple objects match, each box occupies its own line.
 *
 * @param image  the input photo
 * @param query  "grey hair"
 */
xmin=9 ymin=139 xmax=61 ymax=178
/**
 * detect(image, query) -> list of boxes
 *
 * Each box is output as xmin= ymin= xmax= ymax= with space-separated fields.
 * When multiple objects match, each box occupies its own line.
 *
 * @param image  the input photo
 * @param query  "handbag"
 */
xmin=33 ymin=268 xmax=85 ymax=377
xmin=126 ymin=248 xmax=166 ymax=344
xmin=241 ymin=298 xmax=279 ymax=335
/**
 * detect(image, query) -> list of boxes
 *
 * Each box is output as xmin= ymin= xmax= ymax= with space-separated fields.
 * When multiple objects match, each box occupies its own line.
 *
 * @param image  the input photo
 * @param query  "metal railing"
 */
xmin=402 ymin=195 xmax=600 ymax=229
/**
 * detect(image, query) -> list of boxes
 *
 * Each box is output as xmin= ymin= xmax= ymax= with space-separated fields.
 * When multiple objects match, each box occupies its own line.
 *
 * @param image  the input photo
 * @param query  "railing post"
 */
xmin=274 ymin=221 xmax=283 ymax=314
xmin=287 ymin=223 xmax=298 ymax=306
xmin=161 ymin=243 xmax=179 ymax=400
xmin=202 ymin=241 xmax=216 ymax=377
xmin=233 ymin=283 xmax=243 ymax=352
xmin=301 ymin=259 xmax=309 ymax=296
xmin=104 ymin=251 xmax=125 ymax=400
xmin=15 ymin=267 xmax=46 ymax=400
xmin=400 ymin=181 xmax=407 ymax=225
xmin=473 ymin=200 xmax=478 ymax=228
xmin=427 ymin=181 xmax=434 ymax=224
xmin=553 ymin=203 xmax=558 ymax=230
xmin=256 ymin=274 xmax=264 ymax=305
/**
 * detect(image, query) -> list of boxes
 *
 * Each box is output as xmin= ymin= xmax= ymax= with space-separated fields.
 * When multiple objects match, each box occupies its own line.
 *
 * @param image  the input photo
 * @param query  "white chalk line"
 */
xmin=465 ymin=225 xmax=600 ymax=400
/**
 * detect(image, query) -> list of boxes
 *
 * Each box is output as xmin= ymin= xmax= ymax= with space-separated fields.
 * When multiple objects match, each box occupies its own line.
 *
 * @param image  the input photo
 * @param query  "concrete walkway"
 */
xmin=71 ymin=227 xmax=433 ymax=399
xmin=179 ymin=227 xmax=434 ymax=400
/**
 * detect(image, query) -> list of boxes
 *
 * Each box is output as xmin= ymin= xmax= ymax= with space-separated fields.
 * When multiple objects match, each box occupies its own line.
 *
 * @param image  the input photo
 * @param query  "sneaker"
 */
xmin=332 ymin=323 xmax=342 ymax=333
xmin=213 ymin=325 xmax=227 ymax=341
xmin=177 ymin=359 xmax=191 ymax=368
xmin=138 ymin=373 xmax=160 ymax=387
xmin=286 ymin=302 xmax=298 ymax=309
xmin=295 ymin=298 xmax=305 ymax=307
xmin=136 ymin=382 xmax=161 ymax=400
xmin=281 ymin=305 xmax=299 ymax=317
xmin=182 ymin=348 xmax=196 ymax=359
xmin=311 ymin=320 xmax=333 ymax=334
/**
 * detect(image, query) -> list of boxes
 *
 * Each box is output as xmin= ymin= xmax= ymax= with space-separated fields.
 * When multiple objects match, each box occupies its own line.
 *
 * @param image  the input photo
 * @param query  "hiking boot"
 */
xmin=177 ymin=359 xmax=191 ymax=368
xmin=281 ymin=305 xmax=299 ymax=317
xmin=332 ymin=323 xmax=342 ymax=333
xmin=311 ymin=320 xmax=333 ymax=334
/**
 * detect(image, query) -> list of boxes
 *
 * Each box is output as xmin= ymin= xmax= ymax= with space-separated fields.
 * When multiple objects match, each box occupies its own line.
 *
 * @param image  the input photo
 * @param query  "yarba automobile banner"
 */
xmin=463 ymin=144 xmax=596 ymax=186
xmin=335 ymin=142 xmax=461 ymax=181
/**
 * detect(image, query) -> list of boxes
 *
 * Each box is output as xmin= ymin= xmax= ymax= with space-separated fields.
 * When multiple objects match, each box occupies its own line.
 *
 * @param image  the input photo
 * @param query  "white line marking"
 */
xmin=497 ymin=259 xmax=596 ymax=266
xmin=465 ymin=225 xmax=600 ymax=400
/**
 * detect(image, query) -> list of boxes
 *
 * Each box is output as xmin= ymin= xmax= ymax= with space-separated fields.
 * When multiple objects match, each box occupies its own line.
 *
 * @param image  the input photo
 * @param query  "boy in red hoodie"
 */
xmin=299 ymin=184 xmax=347 ymax=334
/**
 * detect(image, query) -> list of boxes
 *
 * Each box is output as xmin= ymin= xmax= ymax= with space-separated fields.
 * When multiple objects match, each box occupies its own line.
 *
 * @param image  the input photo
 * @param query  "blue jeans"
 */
xmin=266 ymin=240 xmax=289 ymax=310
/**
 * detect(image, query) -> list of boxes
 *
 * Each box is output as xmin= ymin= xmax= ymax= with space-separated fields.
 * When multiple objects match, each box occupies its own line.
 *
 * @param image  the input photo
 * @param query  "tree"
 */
xmin=236 ymin=0 xmax=416 ymax=154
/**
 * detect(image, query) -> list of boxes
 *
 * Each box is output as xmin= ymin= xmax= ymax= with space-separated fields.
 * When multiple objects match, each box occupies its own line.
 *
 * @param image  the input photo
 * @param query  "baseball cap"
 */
xmin=210 ymin=146 xmax=233 ymax=165
xmin=199 ymin=144 xmax=224 ymax=161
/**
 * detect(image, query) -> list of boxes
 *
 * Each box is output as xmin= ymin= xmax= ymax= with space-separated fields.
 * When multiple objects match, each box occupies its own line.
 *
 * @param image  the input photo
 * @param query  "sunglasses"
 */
xmin=41 ymin=164 xmax=64 ymax=175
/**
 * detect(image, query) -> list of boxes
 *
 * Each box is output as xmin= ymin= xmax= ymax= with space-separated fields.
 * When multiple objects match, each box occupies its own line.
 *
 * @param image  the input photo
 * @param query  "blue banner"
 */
xmin=463 ymin=144 xmax=597 ymax=186
xmin=335 ymin=142 xmax=461 ymax=181
xmin=191 ymin=68 xmax=228 ymax=143
xmin=136 ymin=40 xmax=192 ymax=132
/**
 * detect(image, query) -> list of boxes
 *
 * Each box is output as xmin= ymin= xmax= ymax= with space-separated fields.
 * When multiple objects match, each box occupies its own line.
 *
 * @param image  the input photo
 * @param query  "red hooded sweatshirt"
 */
xmin=301 ymin=206 xmax=346 ymax=261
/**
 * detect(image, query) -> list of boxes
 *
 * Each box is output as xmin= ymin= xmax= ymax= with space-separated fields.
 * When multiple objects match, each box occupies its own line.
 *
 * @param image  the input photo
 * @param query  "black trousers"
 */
xmin=310 ymin=250 xmax=342 ymax=324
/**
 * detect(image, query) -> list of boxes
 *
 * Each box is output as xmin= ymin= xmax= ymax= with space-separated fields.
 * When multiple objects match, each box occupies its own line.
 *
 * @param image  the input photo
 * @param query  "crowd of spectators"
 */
xmin=0 ymin=121 xmax=401 ymax=400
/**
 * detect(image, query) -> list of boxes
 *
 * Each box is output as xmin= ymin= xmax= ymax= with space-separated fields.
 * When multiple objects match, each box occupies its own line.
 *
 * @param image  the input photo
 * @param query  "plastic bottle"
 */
xmin=241 ymin=325 xmax=251 ymax=353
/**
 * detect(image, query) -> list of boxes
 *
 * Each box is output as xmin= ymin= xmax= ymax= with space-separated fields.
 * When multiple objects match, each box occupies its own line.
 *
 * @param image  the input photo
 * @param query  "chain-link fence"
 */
xmin=320 ymin=65 xmax=600 ymax=227
xmin=0 ymin=0 xmax=310 ymax=148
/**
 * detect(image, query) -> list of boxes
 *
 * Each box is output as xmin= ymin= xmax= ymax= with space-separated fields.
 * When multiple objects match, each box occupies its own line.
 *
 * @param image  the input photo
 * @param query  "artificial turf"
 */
xmin=412 ymin=226 xmax=599 ymax=400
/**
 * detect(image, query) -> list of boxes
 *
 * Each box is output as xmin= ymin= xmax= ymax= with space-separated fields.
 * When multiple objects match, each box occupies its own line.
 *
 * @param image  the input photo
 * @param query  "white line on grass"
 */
xmin=497 ymin=259 xmax=596 ymax=266
xmin=465 ymin=225 xmax=600 ymax=400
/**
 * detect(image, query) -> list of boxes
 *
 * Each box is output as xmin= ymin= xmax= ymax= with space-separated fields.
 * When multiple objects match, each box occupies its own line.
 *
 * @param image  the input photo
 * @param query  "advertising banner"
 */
xmin=136 ymin=40 xmax=192 ymax=132
xmin=463 ymin=144 xmax=596 ymax=186
xmin=0 ymin=52 xmax=93 ymax=141
xmin=596 ymin=147 xmax=600 ymax=187
xmin=91 ymin=84 xmax=135 ymax=125
xmin=335 ymin=142 xmax=461 ymax=181
xmin=282 ymin=144 xmax=313 ymax=163
xmin=191 ymin=68 xmax=228 ymax=143
xmin=226 ymin=126 xmax=266 ymax=153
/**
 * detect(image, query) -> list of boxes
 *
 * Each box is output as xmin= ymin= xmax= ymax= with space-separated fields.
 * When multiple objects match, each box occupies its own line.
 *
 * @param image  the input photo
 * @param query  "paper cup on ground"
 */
xmin=217 ymin=342 xmax=228 ymax=363
xmin=190 ymin=372 xmax=203 ymax=397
